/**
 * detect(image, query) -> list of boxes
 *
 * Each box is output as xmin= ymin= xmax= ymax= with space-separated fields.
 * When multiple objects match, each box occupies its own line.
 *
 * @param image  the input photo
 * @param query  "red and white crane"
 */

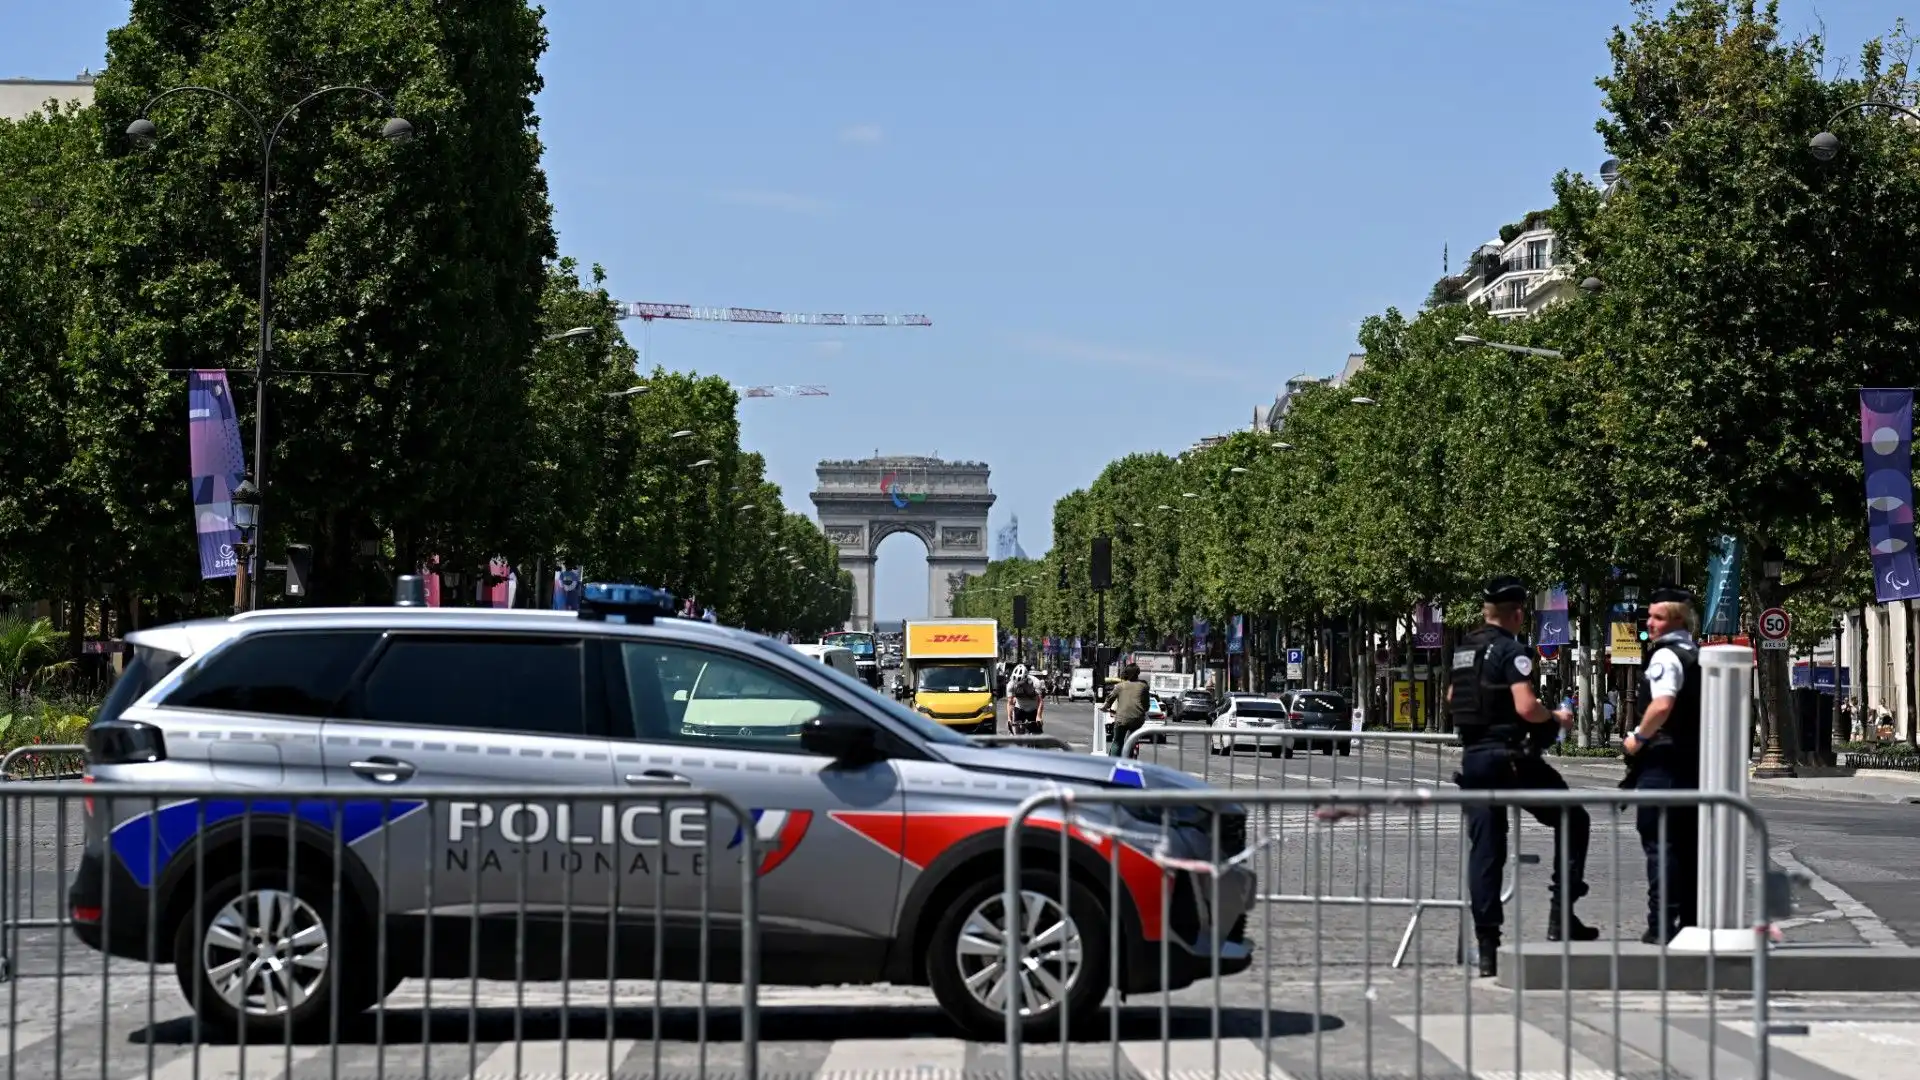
xmin=734 ymin=384 xmax=829 ymax=399
xmin=618 ymin=302 xmax=931 ymax=327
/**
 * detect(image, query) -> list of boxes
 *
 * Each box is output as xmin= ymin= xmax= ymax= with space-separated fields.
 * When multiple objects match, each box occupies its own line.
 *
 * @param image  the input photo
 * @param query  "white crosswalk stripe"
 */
xmin=1403 ymin=1012 xmax=1611 ymax=1079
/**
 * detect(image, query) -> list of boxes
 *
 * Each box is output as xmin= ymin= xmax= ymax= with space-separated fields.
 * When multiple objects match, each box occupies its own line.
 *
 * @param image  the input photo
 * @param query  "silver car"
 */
xmin=69 ymin=583 xmax=1255 ymax=1042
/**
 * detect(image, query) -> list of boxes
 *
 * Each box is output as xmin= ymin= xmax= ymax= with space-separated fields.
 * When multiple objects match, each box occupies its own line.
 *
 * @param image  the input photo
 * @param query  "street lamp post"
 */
xmin=128 ymin=87 xmax=412 ymax=609
xmin=1754 ymin=545 xmax=1795 ymax=777
xmin=229 ymin=475 xmax=260 ymax=613
xmin=1809 ymin=100 xmax=1920 ymax=162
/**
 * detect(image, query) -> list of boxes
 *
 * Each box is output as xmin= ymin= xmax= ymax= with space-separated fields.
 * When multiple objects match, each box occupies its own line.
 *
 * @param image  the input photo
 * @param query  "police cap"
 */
xmin=1648 ymin=585 xmax=1694 ymax=606
xmin=1482 ymin=576 xmax=1528 ymax=604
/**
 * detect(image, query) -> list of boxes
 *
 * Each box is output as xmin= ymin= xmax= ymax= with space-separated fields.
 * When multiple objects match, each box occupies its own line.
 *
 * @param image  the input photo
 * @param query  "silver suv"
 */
xmin=70 ymin=584 xmax=1254 ymax=1041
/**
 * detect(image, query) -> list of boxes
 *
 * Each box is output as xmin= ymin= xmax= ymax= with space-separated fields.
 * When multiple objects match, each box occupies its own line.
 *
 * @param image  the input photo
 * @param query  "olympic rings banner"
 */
xmin=187 ymin=369 xmax=246 ymax=580
xmin=1861 ymin=388 xmax=1920 ymax=603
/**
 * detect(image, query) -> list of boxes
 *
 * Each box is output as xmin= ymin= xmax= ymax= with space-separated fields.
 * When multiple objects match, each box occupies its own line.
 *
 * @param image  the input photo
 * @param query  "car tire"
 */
xmin=173 ymin=866 xmax=379 ymax=1041
xmin=927 ymin=869 xmax=1110 ymax=1043
xmin=1338 ymin=742 xmax=1352 ymax=757
xmin=1320 ymin=741 xmax=1334 ymax=755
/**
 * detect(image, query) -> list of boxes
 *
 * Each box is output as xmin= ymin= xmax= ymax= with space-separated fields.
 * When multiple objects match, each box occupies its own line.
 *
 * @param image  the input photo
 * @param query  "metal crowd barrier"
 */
xmin=1003 ymin=785 xmax=1778 ymax=1080
xmin=0 ymin=744 xmax=89 ymax=981
xmin=3 ymin=782 xmax=761 ymax=1079
xmin=1121 ymin=725 xmax=1536 ymax=968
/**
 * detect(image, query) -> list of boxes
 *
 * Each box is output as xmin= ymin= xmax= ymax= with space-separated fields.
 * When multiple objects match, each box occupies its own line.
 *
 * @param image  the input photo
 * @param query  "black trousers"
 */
xmin=1457 ymin=742 xmax=1591 ymax=940
xmin=1633 ymin=757 xmax=1699 ymax=936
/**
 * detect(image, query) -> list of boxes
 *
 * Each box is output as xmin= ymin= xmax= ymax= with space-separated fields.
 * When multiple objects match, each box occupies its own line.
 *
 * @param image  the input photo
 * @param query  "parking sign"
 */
xmin=1286 ymin=647 xmax=1304 ymax=680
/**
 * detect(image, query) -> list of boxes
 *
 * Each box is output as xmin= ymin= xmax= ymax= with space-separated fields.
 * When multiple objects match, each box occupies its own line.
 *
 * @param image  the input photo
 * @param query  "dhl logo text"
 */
xmin=928 ymin=633 xmax=978 ymax=643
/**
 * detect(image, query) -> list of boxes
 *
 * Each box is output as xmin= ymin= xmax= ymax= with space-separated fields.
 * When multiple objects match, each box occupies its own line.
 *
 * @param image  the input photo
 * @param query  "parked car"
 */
xmin=1280 ymin=690 xmax=1354 ymax=755
xmin=1211 ymin=695 xmax=1292 ymax=756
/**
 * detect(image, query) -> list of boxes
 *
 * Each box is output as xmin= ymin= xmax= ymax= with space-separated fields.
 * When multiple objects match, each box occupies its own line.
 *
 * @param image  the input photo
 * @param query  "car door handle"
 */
xmin=348 ymin=757 xmax=416 ymax=784
xmin=624 ymin=769 xmax=691 ymax=786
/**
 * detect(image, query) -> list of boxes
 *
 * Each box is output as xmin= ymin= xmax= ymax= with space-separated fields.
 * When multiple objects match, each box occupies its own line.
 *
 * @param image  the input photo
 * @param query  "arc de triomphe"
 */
xmin=810 ymin=456 xmax=994 ymax=631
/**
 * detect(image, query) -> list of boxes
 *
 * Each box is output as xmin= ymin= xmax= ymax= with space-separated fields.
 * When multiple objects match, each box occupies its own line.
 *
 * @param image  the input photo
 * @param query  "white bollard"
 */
xmin=1670 ymin=643 xmax=1754 ymax=952
xmin=1090 ymin=707 xmax=1110 ymax=756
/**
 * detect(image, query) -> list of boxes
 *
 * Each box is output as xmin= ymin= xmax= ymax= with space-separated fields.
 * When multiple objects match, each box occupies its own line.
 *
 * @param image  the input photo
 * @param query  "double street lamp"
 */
xmin=128 ymin=86 xmax=413 ymax=609
xmin=1809 ymin=100 xmax=1920 ymax=162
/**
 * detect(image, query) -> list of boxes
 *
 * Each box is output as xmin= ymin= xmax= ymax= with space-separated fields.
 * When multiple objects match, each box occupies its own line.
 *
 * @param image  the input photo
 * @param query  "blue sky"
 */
xmin=7 ymin=1 xmax=1908 ymax=619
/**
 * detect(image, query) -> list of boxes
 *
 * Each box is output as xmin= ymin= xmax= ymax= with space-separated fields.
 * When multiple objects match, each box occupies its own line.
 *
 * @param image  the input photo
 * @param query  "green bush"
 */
xmin=1838 ymin=740 xmax=1917 ymax=757
xmin=0 ymin=692 xmax=99 ymax=755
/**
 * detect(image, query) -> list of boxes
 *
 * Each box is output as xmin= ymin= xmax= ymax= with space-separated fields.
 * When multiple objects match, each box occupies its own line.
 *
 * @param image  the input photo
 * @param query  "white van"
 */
xmin=1068 ymin=667 xmax=1096 ymax=701
xmin=790 ymin=643 xmax=861 ymax=681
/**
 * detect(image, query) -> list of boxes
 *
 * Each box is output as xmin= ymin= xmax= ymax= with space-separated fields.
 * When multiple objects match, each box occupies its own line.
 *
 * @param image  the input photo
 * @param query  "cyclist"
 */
xmin=1008 ymin=664 xmax=1044 ymax=734
xmin=1103 ymin=663 xmax=1150 ymax=757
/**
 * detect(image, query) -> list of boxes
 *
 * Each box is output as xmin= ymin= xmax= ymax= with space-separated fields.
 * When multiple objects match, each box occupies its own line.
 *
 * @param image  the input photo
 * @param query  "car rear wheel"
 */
xmin=173 ymin=868 xmax=379 ymax=1040
xmin=927 ymin=870 xmax=1110 ymax=1042
xmin=1338 ymin=741 xmax=1352 ymax=756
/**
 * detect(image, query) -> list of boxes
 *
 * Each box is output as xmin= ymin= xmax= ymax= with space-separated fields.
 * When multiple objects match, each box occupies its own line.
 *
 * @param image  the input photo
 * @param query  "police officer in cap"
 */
xmin=1449 ymin=575 xmax=1597 ymax=976
xmin=1622 ymin=585 xmax=1703 ymax=943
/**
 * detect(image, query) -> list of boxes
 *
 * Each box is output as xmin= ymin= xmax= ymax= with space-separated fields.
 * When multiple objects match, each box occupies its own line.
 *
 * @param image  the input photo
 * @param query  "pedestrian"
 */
xmin=1102 ymin=663 xmax=1151 ymax=757
xmin=1620 ymin=585 xmax=1702 ymax=944
xmin=1448 ymin=575 xmax=1596 ymax=977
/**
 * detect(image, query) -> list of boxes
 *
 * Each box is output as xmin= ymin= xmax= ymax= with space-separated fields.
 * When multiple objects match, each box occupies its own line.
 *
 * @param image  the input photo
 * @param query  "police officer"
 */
xmin=1449 ymin=576 xmax=1597 ymax=976
xmin=1621 ymin=586 xmax=1702 ymax=943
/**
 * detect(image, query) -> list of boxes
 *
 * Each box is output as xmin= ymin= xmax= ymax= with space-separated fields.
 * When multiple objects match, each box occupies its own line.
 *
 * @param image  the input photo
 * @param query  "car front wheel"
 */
xmin=927 ymin=869 xmax=1110 ymax=1042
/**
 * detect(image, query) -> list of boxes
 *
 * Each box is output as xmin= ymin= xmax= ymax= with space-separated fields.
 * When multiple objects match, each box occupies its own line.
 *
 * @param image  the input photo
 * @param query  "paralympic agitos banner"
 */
xmin=187 ymin=370 xmax=246 ymax=580
xmin=1861 ymin=388 xmax=1920 ymax=603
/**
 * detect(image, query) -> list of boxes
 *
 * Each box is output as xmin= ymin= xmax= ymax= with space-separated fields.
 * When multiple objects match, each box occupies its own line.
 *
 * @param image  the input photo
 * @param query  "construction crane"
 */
xmin=618 ymin=302 xmax=930 ymax=327
xmin=735 ymin=384 xmax=828 ymax=399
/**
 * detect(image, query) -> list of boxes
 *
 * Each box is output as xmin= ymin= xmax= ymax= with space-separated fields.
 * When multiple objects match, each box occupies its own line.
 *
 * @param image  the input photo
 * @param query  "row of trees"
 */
xmin=956 ymin=0 xmax=1920 ymax=760
xmin=0 ymin=1 xmax=851 ymax=641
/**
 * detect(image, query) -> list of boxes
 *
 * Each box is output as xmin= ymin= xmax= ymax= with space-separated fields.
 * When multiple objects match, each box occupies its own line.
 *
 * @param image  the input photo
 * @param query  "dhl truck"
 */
xmin=903 ymin=618 xmax=1000 ymax=734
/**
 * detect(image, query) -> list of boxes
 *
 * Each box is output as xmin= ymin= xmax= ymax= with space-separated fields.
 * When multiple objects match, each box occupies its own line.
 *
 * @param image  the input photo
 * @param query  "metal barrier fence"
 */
xmin=1003 ymin=785 xmax=1779 ymax=1080
xmin=1120 ymin=725 xmax=1536 ymax=969
xmin=4 ymin=782 xmax=761 ymax=1079
xmin=0 ymin=744 xmax=89 ymax=981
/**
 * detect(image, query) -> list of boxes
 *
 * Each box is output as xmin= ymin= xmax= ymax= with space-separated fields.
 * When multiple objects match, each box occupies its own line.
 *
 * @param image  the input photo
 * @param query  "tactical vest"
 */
xmin=1638 ymin=631 xmax=1702 ymax=766
xmin=1447 ymin=624 xmax=1526 ymax=747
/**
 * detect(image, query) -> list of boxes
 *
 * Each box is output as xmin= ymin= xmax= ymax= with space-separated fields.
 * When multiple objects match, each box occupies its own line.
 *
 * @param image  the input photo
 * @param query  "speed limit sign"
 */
xmin=1758 ymin=606 xmax=1791 ymax=649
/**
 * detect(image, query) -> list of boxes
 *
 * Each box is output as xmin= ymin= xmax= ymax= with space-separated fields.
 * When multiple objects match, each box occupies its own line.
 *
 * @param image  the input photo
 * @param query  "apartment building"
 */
xmin=1460 ymin=210 xmax=1579 ymax=320
xmin=1252 ymin=354 xmax=1369 ymax=433
xmin=0 ymin=75 xmax=96 ymax=121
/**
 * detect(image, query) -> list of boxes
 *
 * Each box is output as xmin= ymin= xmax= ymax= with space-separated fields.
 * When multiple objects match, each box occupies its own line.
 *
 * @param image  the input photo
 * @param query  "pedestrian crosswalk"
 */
xmin=7 ymin=989 xmax=1920 ymax=1080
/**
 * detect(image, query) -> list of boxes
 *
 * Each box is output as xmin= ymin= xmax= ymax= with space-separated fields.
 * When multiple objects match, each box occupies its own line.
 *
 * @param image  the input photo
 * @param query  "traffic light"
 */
xmin=285 ymin=544 xmax=312 ymax=598
xmin=1090 ymin=535 xmax=1112 ymax=591
xmin=1012 ymin=594 xmax=1029 ymax=629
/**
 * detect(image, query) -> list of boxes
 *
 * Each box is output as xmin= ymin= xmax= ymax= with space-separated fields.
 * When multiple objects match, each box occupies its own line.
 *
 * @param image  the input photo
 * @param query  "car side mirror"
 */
xmin=801 ymin=713 xmax=884 ymax=764
xmin=672 ymin=689 xmax=689 ymax=702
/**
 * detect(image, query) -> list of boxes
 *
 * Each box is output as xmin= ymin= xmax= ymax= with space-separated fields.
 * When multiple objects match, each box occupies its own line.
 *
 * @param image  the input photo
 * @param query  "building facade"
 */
xmin=0 ymin=76 xmax=96 ymax=121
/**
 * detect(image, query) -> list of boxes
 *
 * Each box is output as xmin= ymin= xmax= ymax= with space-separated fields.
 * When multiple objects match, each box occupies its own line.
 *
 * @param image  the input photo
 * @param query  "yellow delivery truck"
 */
xmin=903 ymin=618 xmax=1000 ymax=734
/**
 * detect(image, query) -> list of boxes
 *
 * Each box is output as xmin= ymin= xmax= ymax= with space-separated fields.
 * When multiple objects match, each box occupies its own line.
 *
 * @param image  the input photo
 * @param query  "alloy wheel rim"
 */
xmin=953 ymin=888 xmax=1084 ymax=1018
xmin=201 ymin=888 xmax=330 ymax=1016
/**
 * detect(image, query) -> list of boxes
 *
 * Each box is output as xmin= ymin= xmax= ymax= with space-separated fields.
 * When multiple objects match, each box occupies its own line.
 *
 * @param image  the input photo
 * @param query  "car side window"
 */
xmin=357 ymin=635 xmax=588 ymax=737
xmin=618 ymin=642 xmax=840 ymax=752
xmin=162 ymin=631 xmax=381 ymax=718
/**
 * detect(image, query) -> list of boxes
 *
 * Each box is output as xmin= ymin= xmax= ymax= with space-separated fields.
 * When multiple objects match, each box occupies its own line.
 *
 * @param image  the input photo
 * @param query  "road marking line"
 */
xmin=1401 ymin=1012 xmax=1607 ymax=1080
xmin=817 ymin=1036 xmax=969 ymax=1074
xmin=1119 ymin=1037 xmax=1284 ymax=1079
xmin=469 ymin=1039 xmax=636 ymax=1079
xmin=0 ymin=1020 xmax=55 ymax=1057
xmin=147 ymin=1043 xmax=323 ymax=1080
xmin=1771 ymin=846 xmax=1904 ymax=946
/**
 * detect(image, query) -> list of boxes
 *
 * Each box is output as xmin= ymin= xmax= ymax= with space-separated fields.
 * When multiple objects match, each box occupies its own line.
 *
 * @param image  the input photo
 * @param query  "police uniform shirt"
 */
xmin=1483 ymin=630 xmax=1537 ymax=691
xmin=1645 ymin=637 xmax=1692 ymax=701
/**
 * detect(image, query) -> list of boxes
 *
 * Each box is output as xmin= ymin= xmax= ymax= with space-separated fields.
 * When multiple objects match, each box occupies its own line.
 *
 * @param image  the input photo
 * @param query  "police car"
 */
xmin=69 ymin=582 xmax=1254 ymax=1041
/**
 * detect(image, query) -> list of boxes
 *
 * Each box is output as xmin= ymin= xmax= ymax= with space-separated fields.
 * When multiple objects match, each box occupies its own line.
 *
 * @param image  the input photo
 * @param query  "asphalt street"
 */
xmin=1 ymin=701 xmax=1916 ymax=1078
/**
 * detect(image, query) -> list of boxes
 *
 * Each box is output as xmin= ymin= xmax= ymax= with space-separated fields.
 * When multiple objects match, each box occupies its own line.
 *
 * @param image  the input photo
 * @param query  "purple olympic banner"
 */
xmin=1862 ymin=388 xmax=1920 ymax=602
xmin=187 ymin=370 xmax=246 ymax=580
xmin=1413 ymin=602 xmax=1444 ymax=649
xmin=1536 ymin=584 xmax=1571 ymax=647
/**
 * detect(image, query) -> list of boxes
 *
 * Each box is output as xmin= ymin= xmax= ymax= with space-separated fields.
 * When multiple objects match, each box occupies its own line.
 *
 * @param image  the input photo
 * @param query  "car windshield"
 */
xmin=1294 ymin=694 xmax=1347 ymax=713
xmin=751 ymin=639 xmax=969 ymax=745
xmin=1236 ymin=702 xmax=1287 ymax=719
xmin=918 ymin=664 xmax=991 ymax=692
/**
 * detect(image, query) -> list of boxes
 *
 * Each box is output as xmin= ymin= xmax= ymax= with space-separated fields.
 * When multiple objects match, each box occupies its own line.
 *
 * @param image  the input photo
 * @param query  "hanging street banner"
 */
xmin=1702 ymin=535 xmax=1743 ymax=636
xmin=1192 ymin=617 xmax=1210 ymax=651
xmin=1227 ymin=615 xmax=1244 ymax=655
xmin=1413 ymin=602 xmax=1443 ymax=649
xmin=1535 ymin=585 xmax=1570 ymax=647
xmin=187 ymin=370 xmax=247 ymax=580
xmin=1862 ymin=388 xmax=1920 ymax=602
